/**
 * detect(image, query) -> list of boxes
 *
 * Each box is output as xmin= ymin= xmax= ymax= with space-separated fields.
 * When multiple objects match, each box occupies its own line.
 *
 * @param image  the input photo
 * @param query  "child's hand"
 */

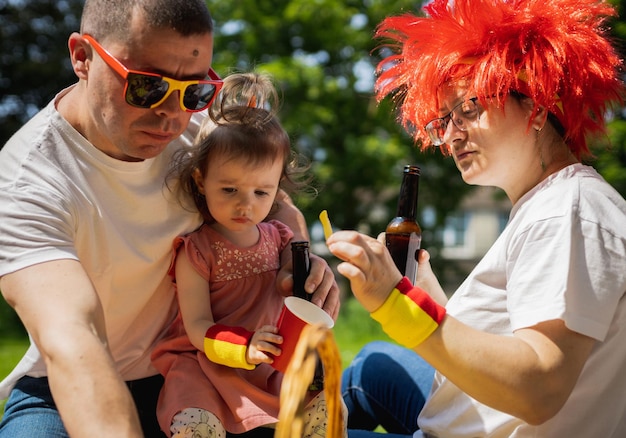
xmin=246 ymin=325 xmax=282 ymax=365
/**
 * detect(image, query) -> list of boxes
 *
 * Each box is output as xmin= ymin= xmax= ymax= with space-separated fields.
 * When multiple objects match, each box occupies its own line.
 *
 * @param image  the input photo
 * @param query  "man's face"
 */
xmin=82 ymin=12 xmax=214 ymax=161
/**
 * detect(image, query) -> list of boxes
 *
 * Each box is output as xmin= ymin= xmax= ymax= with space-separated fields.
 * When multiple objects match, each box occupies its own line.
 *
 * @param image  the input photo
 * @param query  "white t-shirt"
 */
xmin=0 ymin=87 xmax=203 ymax=398
xmin=416 ymin=164 xmax=626 ymax=437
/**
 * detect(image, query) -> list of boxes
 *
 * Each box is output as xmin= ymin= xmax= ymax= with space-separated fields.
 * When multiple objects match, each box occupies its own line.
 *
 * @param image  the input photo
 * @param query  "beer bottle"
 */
xmin=290 ymin=241 xmax=324 ymax=390
xmin=386 ymin=164 xmax=422 ymax=284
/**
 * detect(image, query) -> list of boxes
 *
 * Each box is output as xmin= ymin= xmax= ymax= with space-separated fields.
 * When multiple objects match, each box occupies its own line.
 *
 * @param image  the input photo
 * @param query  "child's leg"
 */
xmin=302 ymin=391 xmax=348 ymax=438
xmin=170 ymin=408 xmax=226 ymax=438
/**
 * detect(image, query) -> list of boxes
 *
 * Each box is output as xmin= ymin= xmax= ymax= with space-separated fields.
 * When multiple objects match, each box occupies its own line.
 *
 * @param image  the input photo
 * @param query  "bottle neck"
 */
xmin=291 ymin=241 xmax=310 ymax=300
xmin=396 ymin=173 xmax=420 ymax=219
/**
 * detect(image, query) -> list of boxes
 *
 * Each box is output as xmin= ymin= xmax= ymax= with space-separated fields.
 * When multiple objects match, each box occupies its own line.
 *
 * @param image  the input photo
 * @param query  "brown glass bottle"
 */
xmin=290 ymin=241 xmax=323 ymax=390
xmin=386 ymin=164 xmax=422 ymax=284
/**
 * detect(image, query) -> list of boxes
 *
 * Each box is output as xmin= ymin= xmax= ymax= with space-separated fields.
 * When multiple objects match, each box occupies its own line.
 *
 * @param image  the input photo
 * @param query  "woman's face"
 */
xmin=437 ymin=84 xmax=538 ymax=196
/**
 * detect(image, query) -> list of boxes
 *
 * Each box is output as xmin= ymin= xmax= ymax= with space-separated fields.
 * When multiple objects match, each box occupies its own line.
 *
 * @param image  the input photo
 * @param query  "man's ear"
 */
xmin=192 ymin=168 xmax=206 ymax=194
xmin=68 ymin=32 xmax=91 ymax=80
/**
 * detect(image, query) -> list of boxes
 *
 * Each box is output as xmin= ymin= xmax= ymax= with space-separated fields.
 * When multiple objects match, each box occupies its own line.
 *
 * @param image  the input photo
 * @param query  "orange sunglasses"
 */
xmin=83 ymin=34 xmax=223 ymax=112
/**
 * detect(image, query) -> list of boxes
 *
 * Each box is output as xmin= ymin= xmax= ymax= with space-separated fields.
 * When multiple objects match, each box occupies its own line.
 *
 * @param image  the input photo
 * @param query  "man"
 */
xmin=0 ymin=1 xmax=339 ymax=437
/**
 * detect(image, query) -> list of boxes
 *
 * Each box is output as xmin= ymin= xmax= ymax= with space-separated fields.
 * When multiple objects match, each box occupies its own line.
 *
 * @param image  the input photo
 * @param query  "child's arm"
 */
xmin=175 ymin=248 xmax=214 ymax=352
xmin=175 ymin=249 xmax=282 ymax=368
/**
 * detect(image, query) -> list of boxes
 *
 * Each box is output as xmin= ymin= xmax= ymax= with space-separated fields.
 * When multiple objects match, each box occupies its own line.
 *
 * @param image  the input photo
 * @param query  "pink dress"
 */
xmin=152 ymin=220 xmax=294 ymax=435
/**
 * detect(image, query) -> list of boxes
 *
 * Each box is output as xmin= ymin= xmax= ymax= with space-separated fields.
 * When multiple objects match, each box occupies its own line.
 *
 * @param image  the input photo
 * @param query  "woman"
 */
xmin=327 ymin=0 xmax=626 ymax=436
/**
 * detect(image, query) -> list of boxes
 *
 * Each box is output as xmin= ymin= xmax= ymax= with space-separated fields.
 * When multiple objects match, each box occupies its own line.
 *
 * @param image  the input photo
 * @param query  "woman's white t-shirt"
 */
xmin=416 ymin=164 xmax=626 ymax=437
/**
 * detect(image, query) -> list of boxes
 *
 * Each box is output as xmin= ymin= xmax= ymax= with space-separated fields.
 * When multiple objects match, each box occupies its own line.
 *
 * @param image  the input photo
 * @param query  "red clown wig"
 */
xmin=375 ymin=0 xmax=624 ymax=158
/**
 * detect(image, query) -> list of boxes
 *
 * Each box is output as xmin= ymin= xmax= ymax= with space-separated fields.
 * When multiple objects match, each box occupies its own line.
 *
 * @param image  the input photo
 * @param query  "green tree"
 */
xmin=0 ymin=0 xmax=84 ymax=147
xmin=588 ymin=0 xmax=626 ymax=194
xmin=209 ymin=0 xmax=470 ymax=254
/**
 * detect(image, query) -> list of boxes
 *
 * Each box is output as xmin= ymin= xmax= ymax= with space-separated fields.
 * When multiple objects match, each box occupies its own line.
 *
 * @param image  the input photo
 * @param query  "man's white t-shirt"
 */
xmin=416 ymin=164 xmax=626 ymax=437
xmin=0 ymin=87 xmax=203 ymax=398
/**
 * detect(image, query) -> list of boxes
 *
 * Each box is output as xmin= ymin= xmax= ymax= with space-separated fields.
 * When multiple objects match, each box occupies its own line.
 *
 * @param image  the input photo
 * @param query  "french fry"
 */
xmin=319 ymin=210 xmax=333 ymax=240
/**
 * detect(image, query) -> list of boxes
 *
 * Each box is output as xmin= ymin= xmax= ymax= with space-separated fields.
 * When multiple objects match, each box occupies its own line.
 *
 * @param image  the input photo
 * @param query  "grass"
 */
xmin=0 ymin=337 xmax=29 ymax=418
xmin=334 ymin=296 xmax=392 ymax=368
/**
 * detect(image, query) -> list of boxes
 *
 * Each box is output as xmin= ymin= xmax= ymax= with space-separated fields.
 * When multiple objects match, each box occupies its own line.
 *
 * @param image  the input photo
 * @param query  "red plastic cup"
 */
xmin=271 ymin=296 xmax=334 ymax=373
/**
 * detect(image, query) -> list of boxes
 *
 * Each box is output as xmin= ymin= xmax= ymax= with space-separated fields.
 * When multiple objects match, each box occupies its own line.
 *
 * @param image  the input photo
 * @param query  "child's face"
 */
xmin=196 ymin=155 xmax=283 ymax=234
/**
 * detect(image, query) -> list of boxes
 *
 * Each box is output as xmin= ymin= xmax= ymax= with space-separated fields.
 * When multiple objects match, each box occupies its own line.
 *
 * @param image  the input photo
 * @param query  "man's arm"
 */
xmin=270 ymin=189 xmax=309 ymax=240
xmin=0 ymin=260 xmax=143 ymax=437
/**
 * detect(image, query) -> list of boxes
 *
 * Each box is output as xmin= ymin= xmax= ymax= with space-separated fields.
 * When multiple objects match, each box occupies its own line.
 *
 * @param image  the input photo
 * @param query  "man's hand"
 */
xmin=276 ymin=253 xmax=340 ymax=320
xmin=269 ymin=191 xmax=340 ymax=320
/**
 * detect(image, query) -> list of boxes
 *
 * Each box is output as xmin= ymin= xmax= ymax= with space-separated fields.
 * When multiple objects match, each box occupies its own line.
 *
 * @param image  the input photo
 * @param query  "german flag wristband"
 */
xmin=204 ymin=324 xmax=255 ymax=370
xmin=370 ymin=277 xmax=446 ymax=349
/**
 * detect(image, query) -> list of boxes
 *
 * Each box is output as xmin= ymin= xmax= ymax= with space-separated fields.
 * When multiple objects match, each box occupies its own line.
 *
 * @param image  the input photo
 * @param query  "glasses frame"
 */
xmin=424 ymin=97 xmax=481 ymax=146
xmin=82 ymin=34 xmax=223 ymax=112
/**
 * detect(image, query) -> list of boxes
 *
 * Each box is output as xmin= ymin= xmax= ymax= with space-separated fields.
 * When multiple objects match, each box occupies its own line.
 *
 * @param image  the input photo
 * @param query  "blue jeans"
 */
xmin=0 ymin=376 xmax=293 ymax=438
xmin=0 ymin=375 xmax=166 ymax=437
xmin=342 ymin=341 xmax=435 ymax=438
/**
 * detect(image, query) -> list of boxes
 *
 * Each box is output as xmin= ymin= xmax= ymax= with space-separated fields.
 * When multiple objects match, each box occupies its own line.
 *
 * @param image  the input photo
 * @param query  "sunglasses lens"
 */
xmin=183 ymin=83 xmax=218 ymax=111
xmin=125 ymin=73 xmax=219 ymax=111
xmin=126 ymin=73 xmax=169 ymax=108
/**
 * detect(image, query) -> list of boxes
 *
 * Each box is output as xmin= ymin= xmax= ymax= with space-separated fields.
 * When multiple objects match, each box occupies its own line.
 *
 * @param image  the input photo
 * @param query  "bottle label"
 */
xmin=386 ymin=232 xmax=421 ymax=285
xmin=405 ymin=232 xmax=421 ymax=284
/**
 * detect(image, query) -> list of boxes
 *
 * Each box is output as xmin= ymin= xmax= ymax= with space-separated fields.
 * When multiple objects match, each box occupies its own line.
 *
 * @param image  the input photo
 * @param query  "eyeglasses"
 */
xmin=424 ymin=97 xmax=481 ymax=146
xmin=83 ymin=34 xmax=223 ymax=112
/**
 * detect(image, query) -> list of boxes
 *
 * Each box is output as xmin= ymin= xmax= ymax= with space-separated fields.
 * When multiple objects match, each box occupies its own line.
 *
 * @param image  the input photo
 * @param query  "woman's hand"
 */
xmin=326 ymin=230 xmax=402 ymax=313
xmin=415 ymin=249 xmax=449 ymax=306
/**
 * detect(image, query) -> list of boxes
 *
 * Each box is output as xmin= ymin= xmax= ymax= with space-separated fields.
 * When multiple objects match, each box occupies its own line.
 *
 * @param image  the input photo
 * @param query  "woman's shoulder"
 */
xmin=512 ymin=164 xmax=626 ymax=239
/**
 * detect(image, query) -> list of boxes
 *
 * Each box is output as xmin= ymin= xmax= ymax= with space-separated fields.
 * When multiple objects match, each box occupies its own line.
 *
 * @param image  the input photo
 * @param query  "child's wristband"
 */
xmin=204 ymin=324 xmax=255 ymax=370
xmin=370 ymin=277 xmax=446 ymax=349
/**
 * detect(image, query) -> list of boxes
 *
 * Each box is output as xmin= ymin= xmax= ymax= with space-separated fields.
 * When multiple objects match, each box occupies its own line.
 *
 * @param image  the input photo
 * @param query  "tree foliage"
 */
xmin=0 ymin=0 xmax=84 ymax=145
xmin=209 ymin=0 xmax=470 ymax=246
xmin=588 ymin=0 xmax=626 ymax=194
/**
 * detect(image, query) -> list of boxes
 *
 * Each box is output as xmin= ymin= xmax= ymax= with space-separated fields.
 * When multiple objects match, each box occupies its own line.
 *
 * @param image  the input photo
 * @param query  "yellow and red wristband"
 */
xmin=203 ymin=324 xmax=255 ymax=370
xmin=370 ymin=277 xmax=446 ymax=349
